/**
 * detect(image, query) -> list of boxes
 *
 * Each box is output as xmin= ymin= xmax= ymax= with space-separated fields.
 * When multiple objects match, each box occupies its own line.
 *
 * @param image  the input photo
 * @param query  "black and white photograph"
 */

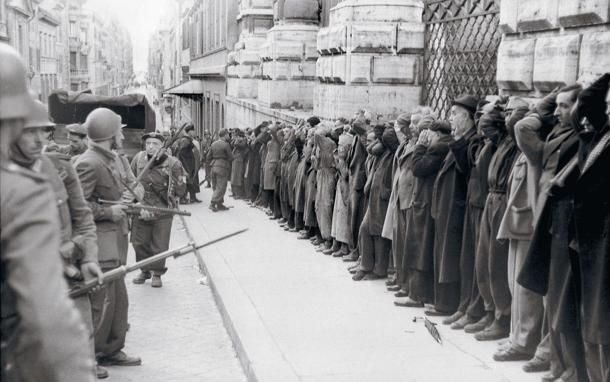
xmin=0 ymin=0 xmax=609 ymax=381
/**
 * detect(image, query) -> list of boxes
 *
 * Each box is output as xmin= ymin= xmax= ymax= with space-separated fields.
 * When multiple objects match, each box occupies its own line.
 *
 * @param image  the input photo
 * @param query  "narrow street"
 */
xmin=110 ymin=184 xmax=543 ymax=382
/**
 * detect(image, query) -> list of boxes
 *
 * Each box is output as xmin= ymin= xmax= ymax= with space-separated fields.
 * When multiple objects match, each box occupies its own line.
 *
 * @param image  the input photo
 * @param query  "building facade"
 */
xmin=1 ymin=0 xmax=133 ymax=102
xmin=151 ymin=0 xmax=610 ymax=132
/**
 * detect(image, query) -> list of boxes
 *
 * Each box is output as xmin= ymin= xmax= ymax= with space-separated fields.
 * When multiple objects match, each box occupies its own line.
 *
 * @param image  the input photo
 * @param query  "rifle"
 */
xmin=69 ymin=228 xmax=247 ymax=298
xmin=135 ymin=121 xmax=190 ymax=184
xmin=98 ymin=199 xmax=192 ymax=216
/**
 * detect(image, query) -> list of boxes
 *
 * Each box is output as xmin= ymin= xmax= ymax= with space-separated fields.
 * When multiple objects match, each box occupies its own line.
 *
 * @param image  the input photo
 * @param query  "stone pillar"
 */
xmin=227 ymin=0 xmax=274 ymax=99
xmin=257 ymin=0 xmax=320 ymax=109
xmin=314 ymin=0 xmax=424 ymax=120
xmin=497 ymin=0 xmax=610 ymax=97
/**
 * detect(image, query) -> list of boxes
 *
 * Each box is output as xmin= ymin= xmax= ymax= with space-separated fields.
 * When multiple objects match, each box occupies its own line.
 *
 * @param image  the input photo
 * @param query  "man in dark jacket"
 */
xmin=207 ymin=129 xmax=234 ymax=211
xmin=174 ymin=124 xmax=201 ymax=203
xmin=352 ymin=124 xmax=398 ymax=280
xmin=428 ymin=95 xmax=478 ymax=318
xmin=518 ymin=85 xmax=589 ymax=382
xmin=570 ymin=74 xmax=610 ymax=382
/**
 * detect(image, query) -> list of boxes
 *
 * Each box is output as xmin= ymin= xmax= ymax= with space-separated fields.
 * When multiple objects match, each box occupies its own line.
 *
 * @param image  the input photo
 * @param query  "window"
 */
xmin=70 ymin=51 xmax=77 ymax=68
xmin=69 ymin=22 xmax=77 ymax=37
xmin=182 ymin=19 xmax=189 ymax=49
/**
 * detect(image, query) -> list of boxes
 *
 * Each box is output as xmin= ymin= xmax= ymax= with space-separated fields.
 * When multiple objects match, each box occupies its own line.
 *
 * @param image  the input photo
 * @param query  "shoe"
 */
xmin=288 ymin=227 xmax=299 ymax=233
xmin=385 ymin=279 xmax=397 ymax=286
xmin=332 ymin=249 xmax=348 ymax=257
xmin=522 ymin=355 xmax=550 ymax=373
xmin=493 ymin=347 xmax=533 ymax=362
xmin=278 ymin=218 xmax=287 ymax=224
xmin=132 ymin=271 xmax=151 ymax=285
xmin=216 ymin=204 xmax=229 ymax=211
xmin=192 ymin=198 xmax=202 ymax=203
xmin=442 ymin=311 xmax=464 ymax=325
xmin=151 ymin=274 xmax=162 ymax=288
xmin=387 ymin=285 xmax=401 ymax=292
xmin=424 ymin=309 xmax=451 ymax=317
xmin=283 ymin=226 xmax=291 ymax=231
xmin=269 ymin=216 xmax=279 ymax=220
xmin=474 ymin=316 xmax=510 ymax=341
xmin=347 ymin=263 xmax=360 ymax=272
xmin=464 ymin=312 xmax=493 ymax=333
xmin=312 ymin=238 xmax=323 ymax=246
xmin=322 ymin=248 xmax=334 ymax=255
xmin=97 ymin=351 xmax=142 ymax=367
xmin=394 ymin=297 xmax=424 ymax=308
xmin=342 ymin=253 xmax=358 ymax=262
xmin=209 ymin=204 xmax=218 ymax=212
xmin=451 ymin=314 xmax=477 ymax=330
xmin=540 ymin=372 xmax=559 ymax=382
xmin=205 ymin=184 xmax=211 ymax=188
xmin=394 ymin=290 xmax=409 ymax=298
xmin=363 ymin=273 xmax=385 ymax=280
xmin=352 ymin=271 xmax=367 ymax=281
xmin=96 ymin=365 xmax=109 ymax=379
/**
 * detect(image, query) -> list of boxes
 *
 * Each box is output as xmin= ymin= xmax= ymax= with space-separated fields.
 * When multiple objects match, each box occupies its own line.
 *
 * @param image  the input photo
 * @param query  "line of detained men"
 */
xmin=1 ymin=42 xmax=187 ymax=381
xmin=225 ymin=75 xmax=609 ymax=382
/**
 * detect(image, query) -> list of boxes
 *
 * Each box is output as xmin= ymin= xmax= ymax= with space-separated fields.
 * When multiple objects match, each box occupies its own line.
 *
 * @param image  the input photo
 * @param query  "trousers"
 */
xmin=459 ymin=204 xmax=485 ymax=318
xmin=91 ymin=274 xmax=128 ymax=358
xmin=211 ymin=171 xmax=228 ymax=205
xmin=476 ymin=192 xmax=511 ymax=319
xmin=358 ymin=212 xmax=390 ymax=276
xmin=131 ymin=217 xmax=173 ymax=272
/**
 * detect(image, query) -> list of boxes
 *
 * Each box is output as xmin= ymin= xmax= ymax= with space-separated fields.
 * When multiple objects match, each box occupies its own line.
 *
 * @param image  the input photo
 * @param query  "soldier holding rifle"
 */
xmin=74 ymin=107 xmax=142 ymax=368
xmin=130 ymin=132 xmax=187 ymax=288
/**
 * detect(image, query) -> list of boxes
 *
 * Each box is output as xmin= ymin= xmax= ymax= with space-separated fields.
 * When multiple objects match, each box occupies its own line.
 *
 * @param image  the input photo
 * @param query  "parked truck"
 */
xmin=48 ymin=89 xmax=156 ymax=159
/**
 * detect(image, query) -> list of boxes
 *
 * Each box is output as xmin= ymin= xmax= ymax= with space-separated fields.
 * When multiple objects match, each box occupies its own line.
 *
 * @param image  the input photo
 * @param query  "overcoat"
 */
xmin=404 ymin=136 xmax=452 ymax=271
xmin=314 ymin=134 xmax=337 ymax=239
xmin=346 ymin=135 xmax=368 ymax=246
xmin=263 ymin=133 xmax=281 ymax=190
xmin=231 ymin=136 xmax=249 ymax=186
xmin=363 ymin=148 xmax=394 ymax=236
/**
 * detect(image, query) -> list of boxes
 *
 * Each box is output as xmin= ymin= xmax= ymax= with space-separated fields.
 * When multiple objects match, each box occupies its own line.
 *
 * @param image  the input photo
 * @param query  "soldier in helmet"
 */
xmin=9 ymin=99 xmax=108 ymax=378
xmin=0 ymin=42 xmax=95 ymax=382
xmin=74 ymin=107 xmax=142 ymax=368
xmin=130 ymin=132 xmax=186 ymax=288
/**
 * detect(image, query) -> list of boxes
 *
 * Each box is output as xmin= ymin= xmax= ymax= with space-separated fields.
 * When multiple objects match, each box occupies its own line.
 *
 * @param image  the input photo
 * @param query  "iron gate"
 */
xmin=422 ymin=0 xmax=501 ymax=118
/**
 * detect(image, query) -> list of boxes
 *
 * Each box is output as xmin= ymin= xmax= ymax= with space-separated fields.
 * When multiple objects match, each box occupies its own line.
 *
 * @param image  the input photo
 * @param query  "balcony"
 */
xmin=69 ymin=36 xmax=82 ymax=51
xmin=70 ymin=68 xmax=89 ymax=80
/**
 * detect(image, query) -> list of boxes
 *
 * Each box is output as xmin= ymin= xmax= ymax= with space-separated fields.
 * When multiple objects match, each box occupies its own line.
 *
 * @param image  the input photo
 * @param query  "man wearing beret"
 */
xmin=130 ymin=132 xmax=187 ymax=287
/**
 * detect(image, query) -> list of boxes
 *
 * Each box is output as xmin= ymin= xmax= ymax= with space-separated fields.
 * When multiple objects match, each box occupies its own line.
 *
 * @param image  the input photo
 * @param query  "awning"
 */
xmin=163 ymin=80 xmax=203 ymax=99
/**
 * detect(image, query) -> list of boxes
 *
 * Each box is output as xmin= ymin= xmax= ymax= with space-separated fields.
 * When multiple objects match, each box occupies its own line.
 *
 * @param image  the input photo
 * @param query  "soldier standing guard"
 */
xmin=75 ymin=107 xmax=142 ymax=368
xmin=207 ymin=129 xmax=234 ymax=211
xmin=131 ymin=132 xmax=186 ymax=288
xmin=1 ymin=41 xmax=95 ymax=382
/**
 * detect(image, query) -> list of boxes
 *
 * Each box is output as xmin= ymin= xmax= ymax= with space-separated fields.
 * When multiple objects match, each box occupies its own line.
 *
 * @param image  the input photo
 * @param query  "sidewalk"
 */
xmin=109 ymin=219 xmax=246 ymax=382
xmin=185 ymin=187 xmax=543 ymax=382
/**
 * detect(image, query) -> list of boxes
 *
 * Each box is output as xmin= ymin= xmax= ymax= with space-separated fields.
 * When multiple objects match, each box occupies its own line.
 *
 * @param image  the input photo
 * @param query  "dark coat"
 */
xmin=174 ymin=136 xmax=200 ymax=194
xmin=404 ymin=136 xmax=452 ymax=271
xmin=363 ymin=149 xmax=393 ymax=236
xmin=231 ymin=136 xmax=249 ymax=186
xmin=572 ymin=131 xmax=610 ymax=345
xmin=347 ymin=135 xmax=368 ymax=244
xmin=245 ymin=138 xmax=262 ymax=193
xmin=431 ymin=132 xmax=471 ymax=284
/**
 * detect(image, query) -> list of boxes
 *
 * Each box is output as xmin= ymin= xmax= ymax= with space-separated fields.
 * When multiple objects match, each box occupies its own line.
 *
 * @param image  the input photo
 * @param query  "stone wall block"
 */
xmin=317 ymin=56 xmax=332 ymax=82
xmin=496 ymin=38 xmax=536 ymax=91
xmin=261 ymin=61 xmax=272 ymax=79
xmin=328 ymin=25 xmax=347 ymax=54
xmin=227 ymin=65 xmax=239 ymax=78
xmin=533 ymin=34 xmax=580 ymax=92
xmin=396 ymin=22 xmax=425 ymax=53
xmin=331 ymin=55 xmax=346 ymax=83
xmin=304 ymin=44 xmax=318 ymax=61
xmin=579 ymin=30 xmax=610 ymax=79
xmin=317 ymin=27 xmax=330 ymax=55
xmin=238 ymin=50 xmax=261 ymax=65
xmin=331 ymin=1 xmax=423 ymax=24
xmin=517 ymin=0 xmax=559 ymax=32
xmin=349 ymin=55 xmax=372 ymax=84
xmin=273 ymin=61 xmax=290 ymax=80
xmin=249 ymin=0 xmax=273 ymax=9
xmin=372 ymin=55 xmax=418 ymax=84
xmin=350 ymin=23 xmax=396 ymax=53
xmin=499 ymin=0 xmax=519 ymax=33
xmin=273 ymin=41 xmax=303 ymax=61
xmin=291 ymin=61 xmax=316 ymax=80
xmin=558 ymin=0 xmax=610 ymax=27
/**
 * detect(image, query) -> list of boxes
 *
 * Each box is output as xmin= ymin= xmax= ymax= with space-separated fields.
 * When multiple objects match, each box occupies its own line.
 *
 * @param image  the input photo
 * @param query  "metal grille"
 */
xmin=422 ymin=0 xmax=501 ymax=118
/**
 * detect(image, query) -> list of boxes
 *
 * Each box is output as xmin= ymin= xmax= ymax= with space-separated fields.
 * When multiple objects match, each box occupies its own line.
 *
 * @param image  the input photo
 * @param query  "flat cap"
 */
xmin=142 ymin=131 xmax=166 ymax=142
xmin=452 ymin=94 xmax=479 ymax=114
xmin=66 ymin=123 xmax=87 ymax=136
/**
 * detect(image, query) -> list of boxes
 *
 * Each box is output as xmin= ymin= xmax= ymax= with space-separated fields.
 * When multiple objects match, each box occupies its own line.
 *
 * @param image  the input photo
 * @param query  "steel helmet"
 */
xmin=84 ymin=108 xmax=122 ymax=142
xmin=24 ymin=100 xmax=55 ymax=129
xmin=0 ymin=42 xmax=35 ymax=120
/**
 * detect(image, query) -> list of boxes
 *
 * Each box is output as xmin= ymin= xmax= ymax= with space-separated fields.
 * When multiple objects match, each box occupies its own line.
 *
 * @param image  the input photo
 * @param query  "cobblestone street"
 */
xmin=108 ymin=217 xmax=246 ymax=382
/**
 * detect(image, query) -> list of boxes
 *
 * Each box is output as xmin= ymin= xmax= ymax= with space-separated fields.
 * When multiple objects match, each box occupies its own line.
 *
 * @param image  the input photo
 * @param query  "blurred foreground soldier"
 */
xmin=570 ymin=74 xmax=610 ymax=382
xmin=0 ymin=41 xmax=95 ymax=382
xmin=207 ymin=129 xmax=234 ymax=211
xmin=75 ymin=107 xmax=142 ymax=367
xmin=131 ymin=132 xmax=186 ymax=288
xmin=10 ymin=100 xmax=108 ymax=378
xmin=174 ymin=124 xmax=201 ymax=203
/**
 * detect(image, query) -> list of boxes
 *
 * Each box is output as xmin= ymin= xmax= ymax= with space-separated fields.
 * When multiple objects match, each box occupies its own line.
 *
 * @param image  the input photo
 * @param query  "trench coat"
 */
xmin=263 ymin=134 xmax=281 ymax=190
xmin=231 ymin=136 xmax=249 ymax=186
xmin=347 ymin=135 xmax=368 ymax=246
xmin=363 ymin=149 xmax=394 ymax=236
xmin=314 ymin=134 xmax=337 ymax=239
xmin=331 ymin=133 xmax=354 ymax=244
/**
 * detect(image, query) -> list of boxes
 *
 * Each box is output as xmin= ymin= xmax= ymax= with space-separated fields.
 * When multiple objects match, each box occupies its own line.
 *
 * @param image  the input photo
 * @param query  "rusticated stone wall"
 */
xmin=314 ymin=0 xmax=425 ymax=120
xmin=496 ymin=0 xmax=610 ymax=96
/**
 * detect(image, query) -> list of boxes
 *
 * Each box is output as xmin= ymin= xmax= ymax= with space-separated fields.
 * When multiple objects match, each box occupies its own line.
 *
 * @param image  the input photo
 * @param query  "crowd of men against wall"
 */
xmin=203 ymin=73 xmax=610 ymax=382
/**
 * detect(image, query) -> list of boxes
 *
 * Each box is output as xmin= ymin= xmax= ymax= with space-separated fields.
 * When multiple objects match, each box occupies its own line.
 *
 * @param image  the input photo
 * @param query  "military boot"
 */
xmin=132 ymin=271 xmax=151 ymax=285
xmin=151 ymin=273 xmax=162 ymax=288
